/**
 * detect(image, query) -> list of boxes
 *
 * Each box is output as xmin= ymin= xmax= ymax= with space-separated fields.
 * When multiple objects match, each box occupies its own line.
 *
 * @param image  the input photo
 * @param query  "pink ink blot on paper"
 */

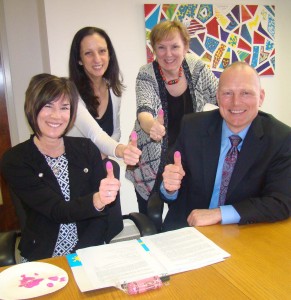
xmin=47 ymin=282 xmax=54 ymax=287
xmin=48 ymin=276 xmax=58 ymax=281
xmin=19 ymin=275 xmax=44 ymax=288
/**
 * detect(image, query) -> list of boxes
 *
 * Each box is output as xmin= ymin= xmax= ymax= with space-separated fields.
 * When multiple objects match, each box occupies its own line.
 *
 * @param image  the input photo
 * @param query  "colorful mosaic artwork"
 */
xmin=144 ymin=4 xmax=275 ymax=77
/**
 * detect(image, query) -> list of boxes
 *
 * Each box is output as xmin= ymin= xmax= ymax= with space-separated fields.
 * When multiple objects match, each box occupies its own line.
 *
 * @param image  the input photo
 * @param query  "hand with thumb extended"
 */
xmin=95 ymin=160 xmax=121 ymax=210
xmin=122 ymin=131 xmax=141 ymax=166
xmin=162 ymin=151 xmax=185 ymax=192
xmin=150 ymin=109 xmax=165 ymax=142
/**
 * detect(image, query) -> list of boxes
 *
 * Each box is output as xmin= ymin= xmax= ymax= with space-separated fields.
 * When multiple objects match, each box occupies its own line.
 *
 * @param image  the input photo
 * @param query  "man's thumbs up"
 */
xmin=162 ymin=150 xmax=185 ymax=192
xmin=174 ymin=151 xmax=182 ymax=166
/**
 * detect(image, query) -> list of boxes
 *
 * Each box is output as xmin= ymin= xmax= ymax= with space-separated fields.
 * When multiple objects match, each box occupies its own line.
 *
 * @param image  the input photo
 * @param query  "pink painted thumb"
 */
xmin=106 ymin=161 xmax=114 ymax=178
xmin=131 ymin=131 xmax=137 ymax=147
xmin=157 ymin=108 xmax=164 ymax=124
xmin=158 ymin=108 xmax=164 ymax=117
xmin=174 ymin=151 xmax=182 ymax=166
xmin=131 ymin=131 xmax=137 ymax=141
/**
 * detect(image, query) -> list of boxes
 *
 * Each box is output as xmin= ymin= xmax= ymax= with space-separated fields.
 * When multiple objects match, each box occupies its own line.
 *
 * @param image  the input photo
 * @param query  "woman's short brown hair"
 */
xmin=150 ymin=20 xmax=190 ymax=50
xmin=24 ymin=73 xmax=79 ymax=137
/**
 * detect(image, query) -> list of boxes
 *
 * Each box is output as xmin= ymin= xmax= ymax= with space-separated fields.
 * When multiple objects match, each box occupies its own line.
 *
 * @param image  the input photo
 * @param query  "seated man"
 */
xmin=161 ymin=62 xmax=291 ymax=231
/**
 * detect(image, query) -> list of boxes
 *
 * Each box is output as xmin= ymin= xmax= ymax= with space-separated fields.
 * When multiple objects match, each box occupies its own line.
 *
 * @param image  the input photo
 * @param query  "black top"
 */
xmin=167 ymin=86 xmax=193 ymax=148
xmin=96 ymin=90 xmax=114 ymax=136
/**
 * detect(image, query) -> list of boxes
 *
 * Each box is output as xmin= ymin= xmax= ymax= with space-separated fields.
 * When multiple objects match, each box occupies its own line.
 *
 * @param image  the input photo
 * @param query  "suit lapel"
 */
xmin=227 ymin=116 xmax=264 ymax=199
xmin=203 ymin=114 xmax=223 ymax=202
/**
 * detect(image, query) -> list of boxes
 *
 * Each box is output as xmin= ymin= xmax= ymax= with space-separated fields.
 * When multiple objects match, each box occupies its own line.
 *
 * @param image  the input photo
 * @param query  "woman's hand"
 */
xmin=123 ymin=131 xmax=142 ymax=165
xmin=138 ymin=110 xmax=165 ymax=142
xmin=93 ymin=161 xmax=121 ymax=210
xmin=115 ymin=132 xmax=142 ymax=166
xmin=149 ymin=109 xmax=165 ymax=142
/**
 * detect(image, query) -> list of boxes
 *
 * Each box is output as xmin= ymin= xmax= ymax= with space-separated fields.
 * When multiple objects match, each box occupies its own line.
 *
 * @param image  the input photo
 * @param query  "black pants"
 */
xmin=135 ymin=190 xmax=148 ymax=215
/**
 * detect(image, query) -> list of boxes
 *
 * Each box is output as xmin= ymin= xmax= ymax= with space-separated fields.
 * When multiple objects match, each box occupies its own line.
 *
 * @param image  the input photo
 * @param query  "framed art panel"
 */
xmin=144 ymin=4 xmax=275 ymax=77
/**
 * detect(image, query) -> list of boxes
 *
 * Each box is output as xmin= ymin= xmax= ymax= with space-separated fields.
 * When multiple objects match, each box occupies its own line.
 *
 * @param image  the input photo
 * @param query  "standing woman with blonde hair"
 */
xmin=126 ymin=20 xmax=218 ymax=215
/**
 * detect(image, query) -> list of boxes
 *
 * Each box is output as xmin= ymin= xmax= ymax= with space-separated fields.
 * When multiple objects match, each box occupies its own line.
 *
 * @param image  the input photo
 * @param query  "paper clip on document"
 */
xmin=119 ymin=275 xmax=170 ymax=295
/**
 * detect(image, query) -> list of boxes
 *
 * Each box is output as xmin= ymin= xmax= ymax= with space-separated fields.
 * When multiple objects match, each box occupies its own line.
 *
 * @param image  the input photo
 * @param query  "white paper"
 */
xmin=75 ymin=227 xmax=230 ymax=291
xmin=77 ymin=239 xmax=165 ymax=290
xmin=141 ymin=227 xmax=230 ymax=274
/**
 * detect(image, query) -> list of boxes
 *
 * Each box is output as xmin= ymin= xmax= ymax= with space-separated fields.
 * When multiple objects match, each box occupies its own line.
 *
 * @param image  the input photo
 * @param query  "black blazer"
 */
xmin=1 ymin=136 xmax=123 ymax=260
xmin=163 ymin=110 xmax=291 ymax=231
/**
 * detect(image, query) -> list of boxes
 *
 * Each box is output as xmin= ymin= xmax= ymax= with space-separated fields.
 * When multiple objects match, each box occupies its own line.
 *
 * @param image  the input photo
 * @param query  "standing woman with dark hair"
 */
xmin=68 ymin=27 xmax=141 ymax=165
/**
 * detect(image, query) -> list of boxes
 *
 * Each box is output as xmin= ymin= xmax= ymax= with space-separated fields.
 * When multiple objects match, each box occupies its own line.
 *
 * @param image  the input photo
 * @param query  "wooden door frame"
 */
xmin=0 ymin=0 xmax=20 ymax=231
xmin=0 ymin=0 xmax=18 ymax=146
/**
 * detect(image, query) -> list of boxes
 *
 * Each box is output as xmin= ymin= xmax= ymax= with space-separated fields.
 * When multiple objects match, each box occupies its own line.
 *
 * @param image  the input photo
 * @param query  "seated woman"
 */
xmin=1 ymin=74 xmax=123 ymax=261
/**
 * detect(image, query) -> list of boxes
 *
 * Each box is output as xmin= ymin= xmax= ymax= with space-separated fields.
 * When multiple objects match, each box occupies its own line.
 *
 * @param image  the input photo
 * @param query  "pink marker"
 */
xmin=158 ymin=108 xmax=164 ymax=118
xmin=123 ymin=276 xmax=163 ymax=295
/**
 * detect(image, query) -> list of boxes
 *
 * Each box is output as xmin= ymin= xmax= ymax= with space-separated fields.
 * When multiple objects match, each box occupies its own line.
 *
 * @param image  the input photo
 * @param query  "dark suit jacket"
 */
xmin=1 ymin=136 xmax=123 ymax=261
xmin=163 ymin=110 xmax=291 ymax=231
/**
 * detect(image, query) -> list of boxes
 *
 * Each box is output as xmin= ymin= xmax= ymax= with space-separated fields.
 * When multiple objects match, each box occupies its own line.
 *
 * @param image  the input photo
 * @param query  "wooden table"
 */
xmin=1 ymin=219 xmax=290 ymax=299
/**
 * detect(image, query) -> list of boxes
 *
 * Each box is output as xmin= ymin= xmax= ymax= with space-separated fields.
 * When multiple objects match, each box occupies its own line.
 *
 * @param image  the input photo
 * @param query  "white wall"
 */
xmin=2 ymin=0 xmax=291 ymax=214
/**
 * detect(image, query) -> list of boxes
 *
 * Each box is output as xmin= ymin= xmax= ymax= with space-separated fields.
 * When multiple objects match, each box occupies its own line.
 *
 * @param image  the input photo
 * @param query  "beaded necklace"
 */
xmin=158 ymin=64 xmax=183 ymax=85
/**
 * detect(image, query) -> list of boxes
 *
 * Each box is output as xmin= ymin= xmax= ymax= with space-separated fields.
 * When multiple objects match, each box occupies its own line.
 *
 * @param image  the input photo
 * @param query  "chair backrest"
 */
xmin=147 ymin=192 xmax=164 ymax=232
xmin=0 ymin=231 xmax=17 ymax=266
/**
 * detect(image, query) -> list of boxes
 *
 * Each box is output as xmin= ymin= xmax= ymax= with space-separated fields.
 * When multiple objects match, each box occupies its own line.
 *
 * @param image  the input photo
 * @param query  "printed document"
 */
xmin=69 ymin=227 xmax=230 ymax=292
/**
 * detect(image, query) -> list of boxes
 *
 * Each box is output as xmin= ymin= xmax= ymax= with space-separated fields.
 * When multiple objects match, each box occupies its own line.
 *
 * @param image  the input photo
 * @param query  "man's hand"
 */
xmin=187 ymin=208 xmax=222 ymax=227
xmin=162 ymin=151 xmax=185 ymax=193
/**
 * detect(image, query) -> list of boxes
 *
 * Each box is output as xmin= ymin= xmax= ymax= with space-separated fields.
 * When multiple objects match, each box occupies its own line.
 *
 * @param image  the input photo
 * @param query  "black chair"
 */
xmin=147 ymin=192 xmax=164 ymax=232
xmin=0 ymin=231 xmax=18 ymax=266
xmin=0 ymin=189 xmax=23 ymax=267
xmin=0 ymin=189 xmax=157 ymax=267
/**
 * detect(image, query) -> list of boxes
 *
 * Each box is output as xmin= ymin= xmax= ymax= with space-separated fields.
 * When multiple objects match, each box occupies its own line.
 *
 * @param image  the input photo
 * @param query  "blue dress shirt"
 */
xmin=160 ymin=120 xmax=251 ymax=224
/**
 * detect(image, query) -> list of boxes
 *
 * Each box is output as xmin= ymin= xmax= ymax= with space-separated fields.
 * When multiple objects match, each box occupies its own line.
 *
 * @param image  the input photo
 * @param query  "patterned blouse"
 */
xmin=45 ymin=153 xmax=79 ymax=257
